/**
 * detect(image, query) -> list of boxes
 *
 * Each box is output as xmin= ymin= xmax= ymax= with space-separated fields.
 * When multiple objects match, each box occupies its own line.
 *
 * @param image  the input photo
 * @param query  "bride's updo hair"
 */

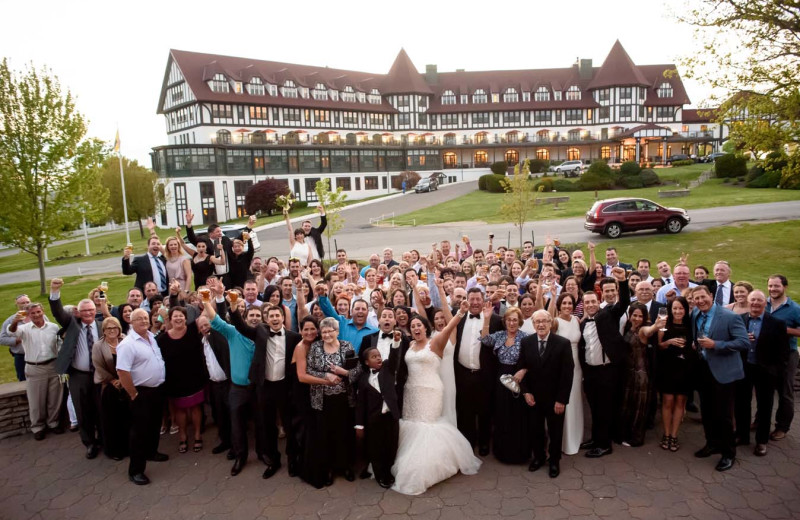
xmin=409 ymin=314 xmax=432 ymax=337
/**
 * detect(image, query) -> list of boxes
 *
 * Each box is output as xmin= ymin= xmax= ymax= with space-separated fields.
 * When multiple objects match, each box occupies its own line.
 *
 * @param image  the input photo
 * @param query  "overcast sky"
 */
xmin=1 ymin=0 xmax=717 ymax=165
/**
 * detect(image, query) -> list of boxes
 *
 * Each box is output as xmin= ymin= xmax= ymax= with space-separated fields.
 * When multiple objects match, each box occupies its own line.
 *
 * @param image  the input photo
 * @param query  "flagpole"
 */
xmin=116 ymin=128 xmax=131 ymax=245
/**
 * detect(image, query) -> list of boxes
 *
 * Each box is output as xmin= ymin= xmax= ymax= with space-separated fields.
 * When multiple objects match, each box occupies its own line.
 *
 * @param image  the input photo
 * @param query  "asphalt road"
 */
xmin=1 ymin=184 xmax=798 ymax=285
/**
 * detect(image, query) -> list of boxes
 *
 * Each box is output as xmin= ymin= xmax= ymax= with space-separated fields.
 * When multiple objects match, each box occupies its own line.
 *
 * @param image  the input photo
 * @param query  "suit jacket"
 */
xmin=741 ymin=312 xmax=789 ymax=374
xmin=701 ymin=279 xmax=736 ymax=305
xmin=306 ymin=215 xmax=327 ymax=259
xmin=121 ymin=253 xmax=168 ymax=294
xmin=206 ymin=329 xmax=232 ymax=381
xmin=579 ymin=280 xmax=630 ymax=367
xmin=360 ymin=331 xmax=410 ymax=392
xmin=355 ymin=342 xmax=402 ymax=426
xmin=516 ymin=333 xmax=574 ymax=407
xmin=230 ymin=310 xmax=301 ymax=386
xmin=692 ymin=304 xmax=749 ymax=384
xmin=50 ymin=296 xmax=104 ymax=375
xmin=454 ymin=312 xmax=504 ymax=378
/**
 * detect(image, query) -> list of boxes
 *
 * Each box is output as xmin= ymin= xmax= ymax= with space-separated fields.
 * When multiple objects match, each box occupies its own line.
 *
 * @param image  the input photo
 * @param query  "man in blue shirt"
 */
xmin=766 ymin=275 xmax=800 ymax=441
xmin=279 ymin=277 xmax=298 ymax=332
xmin=315 ymin=285 xmax=376 ymax=352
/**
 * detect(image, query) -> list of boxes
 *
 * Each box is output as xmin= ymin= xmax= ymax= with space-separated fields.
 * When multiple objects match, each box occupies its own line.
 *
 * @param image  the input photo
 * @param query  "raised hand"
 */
xmin=611 ymin=266 xmax=626 ymax=282
xmin=50 ymin=278 xmax=64 ymax=293
xmin=146 ymin=217 xmax=156 ymax=232
xmin=483 ymin=300 xmax=493 ymax=316
xmin=248 ymin=215 xmax=257 ymax=228
xmin=185 ymin=209 xmax=194 ymax=225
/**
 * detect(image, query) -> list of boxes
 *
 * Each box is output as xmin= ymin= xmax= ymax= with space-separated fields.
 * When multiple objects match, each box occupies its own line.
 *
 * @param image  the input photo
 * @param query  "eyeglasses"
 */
xmin=105 ymin=327 xmax=120 ymax=331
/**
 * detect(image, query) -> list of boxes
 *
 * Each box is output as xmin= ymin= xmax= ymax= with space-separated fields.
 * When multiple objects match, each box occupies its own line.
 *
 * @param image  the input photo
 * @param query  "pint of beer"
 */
xmin=228 ymin=291 xmax=239 ymax=304
xmin=242 ymin=232 xmax=250 ymax=241
xmin=199 ymin=288 xmax=211 ymax=301
xmin=100 ymin=281 xmax=109 ymax=292
xmin=18 ymin=310 xmax=27 ymax=318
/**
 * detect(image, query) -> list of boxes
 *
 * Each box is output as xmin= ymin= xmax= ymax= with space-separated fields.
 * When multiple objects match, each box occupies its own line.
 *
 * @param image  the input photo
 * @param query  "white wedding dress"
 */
xmin=433 ymin=331 xmax=457 ymax=427
xmin=392 ymin=342 xmax=482 ymax=495
xmin=555 ymin=315 xmax=584 ymax=455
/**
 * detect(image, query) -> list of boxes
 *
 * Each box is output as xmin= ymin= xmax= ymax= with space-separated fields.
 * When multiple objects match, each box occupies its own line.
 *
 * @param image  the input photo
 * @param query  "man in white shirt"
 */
xmin=117 ymin=308 xmax=168 ymax=486
xmin=196 ymin=315 xmax=233 ymax=458
xmin=656 ymin=264 xmax=697 ymax=304
xmin=9 ymin=303 xmax=63 ymax=440
xmin=637 ymin=259 xmax=654 ymax=282
xmin=701 ymin=261 xmax=735 ymax=306
xmin=656 ymin=261 xmax=673 ymax=286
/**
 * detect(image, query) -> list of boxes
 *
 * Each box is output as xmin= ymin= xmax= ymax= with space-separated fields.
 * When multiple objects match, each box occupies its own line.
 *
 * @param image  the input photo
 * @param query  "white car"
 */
xmin=192 ymin=224 xmax=261 ymax=252
xmin=551 ymin=160 xmax=584 ymax=177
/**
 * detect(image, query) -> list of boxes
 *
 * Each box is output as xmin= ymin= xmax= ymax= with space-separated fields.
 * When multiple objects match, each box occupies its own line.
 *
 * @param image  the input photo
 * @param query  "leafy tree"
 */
xmin=0 ymin=59 xmax=109 ymax=295
xmin=717 ymin=92 xmax=795 ymax=157
xmin=245 ymin=178 xmax=289 ymax=216
xmin=499 ymin=159 xmax=543 ymax=250
xmin=392 ymin=170 xmax=420 ymax=190
xmin=314 ymin=178 xmax=348 ymax=260
xmin=100 ymin=156 xmax=166 ymax=238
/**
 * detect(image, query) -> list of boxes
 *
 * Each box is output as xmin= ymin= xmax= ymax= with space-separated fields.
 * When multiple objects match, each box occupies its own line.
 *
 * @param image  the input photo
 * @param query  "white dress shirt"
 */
xmin=14 ymin=321 xmax=60 ymax=363
xmin=458 ymin=312 xmax=484 ymax=370
xmin=376 ymin=332 xmax=394 ymax=361
xmin=583 ymin=319 xmax=609 ymax=366
xmin=265 ymin=328 xmax=286 ymax=382
xmin=369 ymin=370 xmax=390 ymax=414
xmin=116 ymin=329 xmax=166 ymax=387
xmin=202 ymin=335 xmax=227 ymax=382
xmin=655 ymin=282 xmax=697 ymax=304
xmin=73 ymin=321 xmax=99 ymax=372
xmin=715 ymin=280 xmax=732 ymax=304
xmin=148 ymin=253 xmax=167 ymax=292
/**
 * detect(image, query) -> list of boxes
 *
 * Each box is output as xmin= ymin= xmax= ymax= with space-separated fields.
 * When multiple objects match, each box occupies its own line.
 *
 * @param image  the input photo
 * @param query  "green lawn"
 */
xmin=400 ymin=177 xmax=800 ymax=225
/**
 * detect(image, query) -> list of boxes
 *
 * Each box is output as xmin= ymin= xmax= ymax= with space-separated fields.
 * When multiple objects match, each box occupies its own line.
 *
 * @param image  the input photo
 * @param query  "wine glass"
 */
xmin=658 ymin=307 xmax=668 ymax=332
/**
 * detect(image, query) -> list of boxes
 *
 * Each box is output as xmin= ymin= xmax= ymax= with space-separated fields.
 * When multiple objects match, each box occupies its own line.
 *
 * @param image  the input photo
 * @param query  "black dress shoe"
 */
xmin=715 ymin=457 xmax=735 ymax=472
xmin=226 ymin=450 xmax=236 ymax=461
xmin=33 ymin=431 xmax=45 ymax=441
xmin=359 ymin=469 xmax=372 ymax=480
xmin=478 ymin=445 xmax=490 ymax=457
xmin=212 ymin=443 xmax=231 ymax=455
xmin=86 ymin=444 xmax=100 ymax=460
xmin=50 ymin=426 xmax=65 ymax=435
xmin=107 ymin=454 xmax=123 ymax=461
xmin=129 ymin=473 xmax=150 ymax=486
xmin=288 ymin=461 xmax=298 ymax=478
xmin=528 ymin=459 xmax=545 ymax=472
xmin=586 ymin=447 xmax=612 ymax=458
xmin=694 ymin=445 xmax=720 ymax=458
xmin=231 ymin=458 xmax=246 ymax=476
xmin=262 ymin=462 xmax=281 ymax=479
xmin=579 ymin=440 xmax=595 ymax=450
xmin=343 ymin=469 xmax=355 ymax=482
xmin=69 ymin=425 xmax=79 ymax=433
xmin=549 ymin=462 xmax=560 ymax=478
xmin=377 ymin=479 xmax=392 ymax=489
xmin=148 ymin=452 xmax=169 ymax=462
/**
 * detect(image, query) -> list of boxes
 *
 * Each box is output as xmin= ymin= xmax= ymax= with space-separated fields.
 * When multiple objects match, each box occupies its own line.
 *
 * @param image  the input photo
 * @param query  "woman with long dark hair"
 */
xmin=657 ymin=296 xmax=694 ymax=452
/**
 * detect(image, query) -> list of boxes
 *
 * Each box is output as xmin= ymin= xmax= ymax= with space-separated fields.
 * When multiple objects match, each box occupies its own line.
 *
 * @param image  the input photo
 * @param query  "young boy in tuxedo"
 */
xmin=355 ymin=331 xmax=402 ymax=488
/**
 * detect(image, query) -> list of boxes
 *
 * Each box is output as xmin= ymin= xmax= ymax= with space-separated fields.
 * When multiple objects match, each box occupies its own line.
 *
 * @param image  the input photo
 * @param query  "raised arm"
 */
xmin=229 ymin=305 xmax=258 ymax=341
xmin=285 ymin=210 xmax=296 ymax=247
xmin=48 ymin=278 xmax=72 ymax=328
xmin=587 ymin=241 xmax=597 ymax=273
xmin=431 ymin=300 xmax=468 ymax=357
xmin=316 ymin=205 xmax=327 ymax=234
xmin=184 ymin=209 xmax=199 ymax=246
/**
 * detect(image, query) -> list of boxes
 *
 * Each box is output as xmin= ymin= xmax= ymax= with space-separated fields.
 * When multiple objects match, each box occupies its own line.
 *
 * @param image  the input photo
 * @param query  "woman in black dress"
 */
xmin=227 ymin=237 xmax=255 ymax=289
xmin=656 ymin=296 xmax=694 ymax=452
xmin=180 ymin=238 xmax=225 ymax=289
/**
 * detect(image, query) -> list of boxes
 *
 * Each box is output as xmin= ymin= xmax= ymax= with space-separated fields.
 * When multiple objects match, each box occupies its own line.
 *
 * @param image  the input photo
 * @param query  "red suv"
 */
xmin=584 ymin=198 xmax=691 ymax=238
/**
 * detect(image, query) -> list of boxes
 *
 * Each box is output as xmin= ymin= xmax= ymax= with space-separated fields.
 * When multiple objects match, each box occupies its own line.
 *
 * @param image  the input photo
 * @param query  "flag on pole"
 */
xmin=113 ymin=130 xmax=120 ymax=153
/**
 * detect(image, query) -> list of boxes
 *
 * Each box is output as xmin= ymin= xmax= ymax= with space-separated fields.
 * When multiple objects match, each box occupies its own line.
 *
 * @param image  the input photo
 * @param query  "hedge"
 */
xmin=490 ymin=161 xmax=508 ymax=175
xmin=619 ymin=161 xmax=642 ymax=176
xmin=551 ymin=179 xmax=580 ymax=192
xmin=747 ymin=170 xmax=781 ymax=188
xmin=640 ymin=169 xmax=660 ymax=187
xmin=527 ymin=158 xmax=550 ymax=174
xmin=671 ymin=159 xmax=694 ymax=167
xmin=534 ymin=178 xmax=554 ymax=192
xmin=478 ymin=174 xmax=506 ymax=193
xmin=715 ymin=154 xmax=748 ymax=178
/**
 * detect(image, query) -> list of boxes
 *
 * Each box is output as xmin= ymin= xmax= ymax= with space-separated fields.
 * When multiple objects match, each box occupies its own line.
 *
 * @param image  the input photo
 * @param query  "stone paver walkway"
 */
xmin=1 ymin=405 xmax=799 ymax=519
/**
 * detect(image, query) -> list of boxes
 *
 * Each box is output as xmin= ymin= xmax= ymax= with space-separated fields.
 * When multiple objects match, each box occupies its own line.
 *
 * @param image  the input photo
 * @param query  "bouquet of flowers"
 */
xmin=276 ymin=193 xmax=296 ymax=212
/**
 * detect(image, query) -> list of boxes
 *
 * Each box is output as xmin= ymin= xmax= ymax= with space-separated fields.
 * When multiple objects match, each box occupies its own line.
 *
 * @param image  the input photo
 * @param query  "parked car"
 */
xmin=414 ymin=178 xmax=439 ymax=192
xmin=192 ymin=224 xmax=261 ymax=252
xmin=667 ymin=154 xmax=692 ymax=163
xmin=584 ymin=198 xmax=691 ymax=239
xmin=551 ymin=160 xmax=584 ymax=177
xmin=701 ymin=152 xmax=728 ymax=163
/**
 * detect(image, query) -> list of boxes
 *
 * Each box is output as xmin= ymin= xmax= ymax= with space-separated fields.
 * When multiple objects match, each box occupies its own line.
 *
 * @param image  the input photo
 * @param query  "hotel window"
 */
xmin=330 ymin=90 xmax=339 ymax=101
xmin=554 ymin=91 xmax=562 ymax=101
xmin=536 ymin=148 xmax=549 ymax=160
xmin=522 ymin=91 xmax=530 ymax=102
xmin=396 ymin=95 xmax=410 ymax=108
xmin=474 ymin=150 xmax=489 ymax=166
xmin=299 ymin=88 xmax=309 ymax=99
xmin=441 ymin=90 xmax=456 ymax=105
xmin=460 ymin=94 xmax=468 ymax=104
xmin=472 ymin=112 xmax=489 ymax=125
xmin=364 ymin=176 xmax=379 ymax=190
xmin=313 ymin=83 xmax=328 ymax=100
xmin=398 ymin=113 xmax=410 ymax=125
xmin=250 ymin=106 xmax=268 ymax=124
xmin=281 ymin=80 xmax=298 ymax=98
xmin=315 ymin=110 xmax=330 ymax=123
xmin=491 ymin=93 xmax=500 ymax=103
xmin=568 ymin=130 xmax=581 ymax=141
xmin=369 ymin=113 xmax=384 ymax=126
xmin=502 ymin=111 xmax=520 ymax=124
xmin=599 ymin=107 xmax=610 ymax=119
xmin=566 ymin=86 xmax=581 ymax=101
xmin=534 ymin=110 xmax=551 ymax=125
xmin=216 ymin=129 xmax=231 ymax=144
xmin=656 ymin=106 xmax=673 ymax=119
xmin=211 ymin=104 xmax=233 ymax=120
xmin=472 ymin=89 xmax=487 ymax=104
xmin=234 ymin=181 xmax=252 ymax=218
xmin=247 ymin=78 xmax=265 ymax=96
xmin=504 ymin=150 xmax=519 ymax=166
xmin=441 ymin=114 xmax=458 ymax=127
xmin=418 ymin=96 xmax=428 ymax=108
xmin=534 ymin=86 xmax=550 ymax=102
xmin=657 ymin=82 xmax=673 ymax=98
xmin=619 ymin=87 xmax=632 ymax=100
xmin=336 ymin=177 xmax=352 ymax=191
xmin=619 ymin=105 xmax=632 ymax=118
xmin=418 ymin=113 xmax=428 ymax=125
xmin=357 ymin=92 xmax=366 ymax=103
xmin=267 ymin=84 xmax=278 ymax=96
xmin=369 ymin=89 xmax=382 ymax=104
xmin=503 ymin=88 xmax=519 ymax=103
xmin=601 ymin=146 xmax=611 ymax=160
xmin=565 ymin=109 xmax=582 ymax=123
xmin=597 ymin=89 xmax=610 ymax=102
xmin=342 ymin=86 xmax=356 ymax=102
xmin=342 ymin=112 xmax=358 ymax=125
xmin=284 ymin=108 xmax=301 ymax=122
xmin=567 ymin=147 xmax=580 ymax=160
xmin=200 ymin=182 xmax=217 ymax=224
xmin=209 ymin=73 xmax=229 ymax=93
xmin=174 ymin=183 xmax=187 ymax=226
xmin=234 ymin=82 xmax=243 ymax=94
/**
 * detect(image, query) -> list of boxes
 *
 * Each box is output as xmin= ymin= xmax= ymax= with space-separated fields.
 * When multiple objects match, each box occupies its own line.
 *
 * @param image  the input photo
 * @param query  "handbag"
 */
xmin=499 ymin=374 xmax=520 ymax=396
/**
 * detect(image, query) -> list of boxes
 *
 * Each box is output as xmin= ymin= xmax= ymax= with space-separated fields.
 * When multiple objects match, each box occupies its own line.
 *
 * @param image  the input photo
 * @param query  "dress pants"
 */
xmin=128 ymin=385 xmax=165 ymax=476
xmin=775 ymin=349 xmax=798 ymax=432
xmin=256 ymin=379 xmax=295 ymax=465
xmin=208 ymin=380 xmax=231 ymax=448
xmin=365 ymin=412 xmax=399 ymax=483
xmin=455 ymin=364 xmax=492 ymax=449
xmin=735 ymin=362 xmax=782 ymax=445
xmin=582 ymin=363 xmax=618 ymax=449
xmin=25 ymin=362 xmax=64 ymax=433
xmin=229 ymin=383 xmax=257 ymax=461
xmin=12 ymin=352 xmax=25 ymax=381
xmin=697 ymin=360 xmax=737 ymax=458
xmin=530 ymin=402 xmax=565 ymax=463
xmin=68 ymin=369 xmax=100 ymax=447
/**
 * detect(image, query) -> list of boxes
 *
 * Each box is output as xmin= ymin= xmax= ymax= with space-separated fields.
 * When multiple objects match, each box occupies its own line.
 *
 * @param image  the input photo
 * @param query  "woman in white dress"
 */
xmin=392 ymin=301 xmax=482 ymax=495
xmin=549 ymin=289 xmax=584 ymax=455
xmin=284 ymin=209 xmax=313 ymax=266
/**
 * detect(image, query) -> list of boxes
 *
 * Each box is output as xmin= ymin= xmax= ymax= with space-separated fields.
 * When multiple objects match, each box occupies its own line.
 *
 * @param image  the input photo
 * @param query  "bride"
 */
xmin=392 ymin=301 xmax=482 ymax=495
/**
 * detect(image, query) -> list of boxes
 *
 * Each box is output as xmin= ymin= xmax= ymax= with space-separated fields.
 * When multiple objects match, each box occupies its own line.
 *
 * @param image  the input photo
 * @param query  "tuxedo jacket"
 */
xmin=701 ymin=279 xmax=736 ymax=305
xmin=50 ymin=297 xmax=104 ymax=375
xmin=305 ymin=215 xmax=327 ymax=258
xmin=579 ymin=280 xmax=630 ymax=367
xmin=230 ymin=310 xmax=301 ymax=386
xmin=741 ymin=313 xmax=789 ymax=374
xmin=121 ymin=253 xmax=168 ymax=294
xmin=360 ymin=331 xmax=410 ymax=392
xmin=692 ymin=305 xmax=749 ymax=384
xmin=454 ymin=312 xmax=504 ymax=379
xmin=206 ymin=329 xmax=232 ymax=381
xmin=355 ymin=343 xmax=402 ymax=426
xmin=516 ymin=333 xmax=574 ymax=407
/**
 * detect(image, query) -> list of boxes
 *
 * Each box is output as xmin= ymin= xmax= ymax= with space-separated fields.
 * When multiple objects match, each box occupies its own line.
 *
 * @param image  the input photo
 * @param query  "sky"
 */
xmin=1 ymin=0 xmax=718 ymax=166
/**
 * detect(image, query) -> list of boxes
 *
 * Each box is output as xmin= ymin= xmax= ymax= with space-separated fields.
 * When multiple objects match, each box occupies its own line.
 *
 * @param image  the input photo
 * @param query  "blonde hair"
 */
xmin=102 ymin=317 xmax=122 ymax=333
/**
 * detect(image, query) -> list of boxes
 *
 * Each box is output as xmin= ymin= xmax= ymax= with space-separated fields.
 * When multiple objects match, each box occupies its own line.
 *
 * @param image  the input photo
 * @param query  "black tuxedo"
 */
xmin=638 ymin=299 xmax=665 ymax=428
xmin=355 ymin=344 xmax=401 ymax=484
xmin=230 ymin=311 xmax=302 ymax=465
xmin=454 ymin=311 xmax=504 ymax=449
xmin=517 ymin=333 xmax=574 ymax=462
xmin=735 ymin=313 xmax=789 ymax=445
xmin=305 ymin=214 xmax=327 ymax=259
xmin=360 ymin=331 xmax=410 ymax=412
xmin=121 ymin=253 xmax=168 ymax=294
xmin=579 ymin=280 xmax=630 ymax=449
xmin=204 ymin=329 xmax=232 ymax=449
xmin=701 ymin=279 xmax=736 ymax=305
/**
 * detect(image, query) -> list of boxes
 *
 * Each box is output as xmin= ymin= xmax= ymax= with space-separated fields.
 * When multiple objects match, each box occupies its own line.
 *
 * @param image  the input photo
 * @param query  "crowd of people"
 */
xmin=2 ymin=206 xmax=799 ymax=493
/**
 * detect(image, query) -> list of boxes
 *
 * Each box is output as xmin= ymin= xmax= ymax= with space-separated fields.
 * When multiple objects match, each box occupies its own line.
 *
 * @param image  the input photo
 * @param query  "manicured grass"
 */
xmin=399 ymin=178 xmax=800 ymax=225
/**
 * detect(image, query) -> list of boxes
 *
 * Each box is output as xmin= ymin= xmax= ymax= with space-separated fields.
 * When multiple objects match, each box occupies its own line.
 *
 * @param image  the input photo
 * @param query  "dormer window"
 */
xmin=503 ymin=88 xmax=518 ymax=103
xmin=657 ymin=82 xmax=673 ymax=98
xmin=299 ymin=87 xmax=309 ymax=98
xmin=330 ymin=90 xmax=339 ymax=101
xmin=534 ymin=86 xmax=550 ymax=102
xmin=554 ymin=91 xmax=562 ymax=101
xmin=472 ymin=89 xmax=487 ymax=104
xmin=342 ymin=86 xmax=356 ymax=102
xmin=281 ymin=80 xmax=298 ymax=98
xmin=491 ymin=93 xmax=500 ymax=103
xmin=441 ymin=90 xmax=456 ymax=105
xmin=357 ymin=92 xmax=366 ymax=103
xmin=233 ymin=82 xmax=243 ymax=94
xmin=566 ymin=85 xmax=581 ymax=101
xmin=368 ymin=88 xmax=382 ymax=104
xmin=522 ymin=92 xmax=530 ymax=102
xmin=267 ymin=84 xmax=278 ymax=96
xmin=209 ymin=73 xmax=229 ymax=93
xmin=247 ymin=78 xmax=265 ymax=96
xmin=312 ymin=83 xmax=328 ymax=100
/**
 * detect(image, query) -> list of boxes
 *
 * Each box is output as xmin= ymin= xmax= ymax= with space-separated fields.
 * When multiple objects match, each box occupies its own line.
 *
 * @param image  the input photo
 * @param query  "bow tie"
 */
xmin=469 ymin=313 xmax=481 ymax=319
xmin=269 ymin=330 xmax=282 ymax=337
xmin=370 ymin=368 xmax=380 ymax=375
xmin=584 ymin=317 xmax=595 ymax=322
xmin=381 ymin=332 xmax=392 ymax=339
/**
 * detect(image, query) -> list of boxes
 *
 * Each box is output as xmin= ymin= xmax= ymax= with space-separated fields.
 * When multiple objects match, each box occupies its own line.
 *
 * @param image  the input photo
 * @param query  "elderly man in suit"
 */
xmin=701 ymin=261 xmax=736 ymax=306
xmin=49 ymin=278 xmax=104 ymax=459
xmin=121 ymin=236 xmax=168 ymax=296
xmin=516 ymin=310 xmax=574 ymax=478
xmin=735 ymin=290 xmax=789 ymax=456
xmin=692 ymin=284 xmax=750 ymax=471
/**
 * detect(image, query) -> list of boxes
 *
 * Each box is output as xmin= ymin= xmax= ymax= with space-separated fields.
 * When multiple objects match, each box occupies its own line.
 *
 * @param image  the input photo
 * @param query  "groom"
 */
xmin=454 ymin=288 xmax=503 ymax=455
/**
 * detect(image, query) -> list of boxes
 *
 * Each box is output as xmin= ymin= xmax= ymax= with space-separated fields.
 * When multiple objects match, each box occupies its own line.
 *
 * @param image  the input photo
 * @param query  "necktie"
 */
xmin=154 ymin=256 xmax=167 ymax=291
xmin=85 ymin=324 xmax=95 ymax=371
xmin=665 ymin=278 xmax=672 ymax=285
xmin=381 ymin=332 xmax=392 ymax=339
xmin=696 ymin=313 xmax=708 ymax=359
xmin=269 ymin=330 xmax=282 ymax=337
xmin=539 ymin=339 xmax=546 ymax=356
xmin=469 ymin=313 xmax=481 ymax=319
xmin=715 ymin=284 xmax=725 ymax=305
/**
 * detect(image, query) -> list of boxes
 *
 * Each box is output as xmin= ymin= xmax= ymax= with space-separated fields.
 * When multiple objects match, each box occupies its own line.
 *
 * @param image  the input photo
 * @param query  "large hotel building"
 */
xmin=151 ymin=41 xmax=723 ymax=227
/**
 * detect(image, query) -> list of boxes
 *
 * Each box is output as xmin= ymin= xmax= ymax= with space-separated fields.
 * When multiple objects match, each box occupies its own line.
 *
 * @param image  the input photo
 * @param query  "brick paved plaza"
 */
xmin=1 ymin=404 xmax=798 ymax=520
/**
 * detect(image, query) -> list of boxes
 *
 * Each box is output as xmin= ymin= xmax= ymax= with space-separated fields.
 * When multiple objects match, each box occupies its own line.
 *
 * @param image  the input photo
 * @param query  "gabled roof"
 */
xmin=587 ymin=40 xmax=649 ymax=89
xmin=381 ymin=49 xmax=433 ymax=95
xmin=639 ymin=65 xmax=691 ymax=106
